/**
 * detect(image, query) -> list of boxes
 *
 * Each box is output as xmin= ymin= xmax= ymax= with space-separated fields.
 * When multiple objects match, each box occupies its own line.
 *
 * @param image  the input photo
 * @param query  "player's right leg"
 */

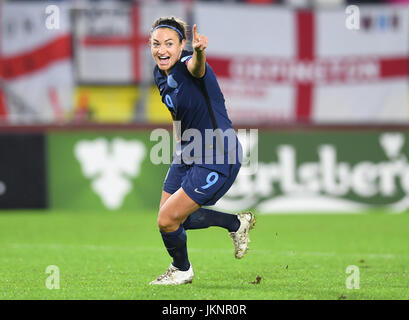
xmin=159 ymin=190 xmax=172 ymax=210
xmin=161 ymin=166 xmax=241 ymax=234
xmin=150 ymin=187 xmax=199 ymax=285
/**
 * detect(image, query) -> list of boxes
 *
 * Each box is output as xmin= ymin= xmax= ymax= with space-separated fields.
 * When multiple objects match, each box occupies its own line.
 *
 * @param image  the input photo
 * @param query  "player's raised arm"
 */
xmin=187 ymin=24 xmax=208 ymax=78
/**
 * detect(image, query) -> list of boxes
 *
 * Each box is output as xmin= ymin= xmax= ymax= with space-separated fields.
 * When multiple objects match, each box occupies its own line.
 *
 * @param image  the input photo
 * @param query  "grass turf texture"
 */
xmin=0 ymin=210 xmax=408 ymax=300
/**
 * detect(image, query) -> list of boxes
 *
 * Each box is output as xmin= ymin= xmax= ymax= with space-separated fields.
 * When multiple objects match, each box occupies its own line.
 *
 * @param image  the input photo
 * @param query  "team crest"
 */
xmin=167 ymin=75 xmax=178 ymax=88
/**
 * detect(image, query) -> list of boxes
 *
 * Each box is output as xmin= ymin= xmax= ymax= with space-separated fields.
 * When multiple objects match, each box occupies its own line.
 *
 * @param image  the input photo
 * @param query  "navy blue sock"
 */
xmin=183 ymin=208 xmax=240 ymax=233
xmin=160 ymin=225 xmax=190 ymax=271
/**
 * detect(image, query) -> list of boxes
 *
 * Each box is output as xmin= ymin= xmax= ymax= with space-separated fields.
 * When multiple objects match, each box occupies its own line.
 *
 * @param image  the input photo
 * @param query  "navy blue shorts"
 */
xmin=163 ymin=162 xmax=241 ymax=206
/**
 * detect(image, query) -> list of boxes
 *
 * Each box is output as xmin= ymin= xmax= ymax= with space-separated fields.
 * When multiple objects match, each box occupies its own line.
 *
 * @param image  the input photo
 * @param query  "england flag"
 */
xmin=0 ymin=2 xmax=73 ymax=123
xmin=196 ymin=4 xmax=409 ymax=124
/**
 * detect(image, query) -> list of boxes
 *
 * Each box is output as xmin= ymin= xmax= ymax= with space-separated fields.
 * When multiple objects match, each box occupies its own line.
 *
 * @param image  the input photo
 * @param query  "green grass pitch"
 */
xmin=0 ymin=209 xmax=408 ymax=300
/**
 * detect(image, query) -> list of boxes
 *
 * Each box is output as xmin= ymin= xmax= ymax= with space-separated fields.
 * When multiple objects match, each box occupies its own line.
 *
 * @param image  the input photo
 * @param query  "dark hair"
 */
xmin=151 ymin=16 xmax=187 ymax=42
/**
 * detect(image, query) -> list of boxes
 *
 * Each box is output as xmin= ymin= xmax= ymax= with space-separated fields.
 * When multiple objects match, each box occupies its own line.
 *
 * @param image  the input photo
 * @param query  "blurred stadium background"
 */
xmin=1 ymin=0 xmax=409 ymax=300
xmin=1 ymin=0 xmax=408 ymax=213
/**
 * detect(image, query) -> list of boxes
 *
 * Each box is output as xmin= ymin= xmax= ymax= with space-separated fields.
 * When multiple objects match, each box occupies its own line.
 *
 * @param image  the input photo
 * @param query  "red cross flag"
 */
xmin=75 ymin=2 xmax=188 ymax=84
xmin=197 ymin=4 xmax=409 ymax=124
xmin=0 ymin=2 xmax=73 ymax=123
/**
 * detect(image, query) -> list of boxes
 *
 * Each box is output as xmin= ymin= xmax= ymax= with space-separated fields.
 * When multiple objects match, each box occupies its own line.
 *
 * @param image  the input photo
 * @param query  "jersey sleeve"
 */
xmin=180 ymin=54 xmax=210 ymax=80
xmin=181 ymin=55 xmax=192 ymax=65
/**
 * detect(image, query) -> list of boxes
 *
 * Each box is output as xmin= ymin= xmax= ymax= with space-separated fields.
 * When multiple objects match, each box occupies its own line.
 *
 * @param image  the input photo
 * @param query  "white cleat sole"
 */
xmin=230 ymin=211 xmax=256 ymax=259
xmin=149 ymin=264 xmax=194 ymax=285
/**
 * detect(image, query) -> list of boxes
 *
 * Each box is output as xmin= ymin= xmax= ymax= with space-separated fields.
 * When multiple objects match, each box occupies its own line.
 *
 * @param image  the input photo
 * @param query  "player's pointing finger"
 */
xmin=193 ymin=24 xmax=198 ymax=40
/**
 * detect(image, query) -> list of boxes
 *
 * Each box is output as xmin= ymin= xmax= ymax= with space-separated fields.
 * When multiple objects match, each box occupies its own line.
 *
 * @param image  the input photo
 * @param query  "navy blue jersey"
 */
xmin=153 ymin=50 xmax=241 ymax=172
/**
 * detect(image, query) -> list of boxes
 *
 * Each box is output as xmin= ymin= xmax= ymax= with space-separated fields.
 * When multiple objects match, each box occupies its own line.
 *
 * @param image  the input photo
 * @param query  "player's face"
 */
xmin=151 ymin=28 xmax=185 ymax=75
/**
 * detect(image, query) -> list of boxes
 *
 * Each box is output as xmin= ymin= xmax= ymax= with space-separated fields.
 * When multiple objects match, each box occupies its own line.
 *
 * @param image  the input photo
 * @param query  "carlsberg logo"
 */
xmin=216 ymin=132 xmax=409 ymax=213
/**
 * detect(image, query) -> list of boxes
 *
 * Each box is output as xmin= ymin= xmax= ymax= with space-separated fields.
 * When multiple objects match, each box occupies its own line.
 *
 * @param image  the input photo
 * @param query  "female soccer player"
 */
xmin=149 ymin=16 xmax=255 ymax=285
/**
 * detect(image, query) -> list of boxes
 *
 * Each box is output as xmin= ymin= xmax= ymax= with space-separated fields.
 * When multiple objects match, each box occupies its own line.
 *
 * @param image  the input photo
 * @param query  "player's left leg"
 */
xmin=181 ymin=163 xmax=256 ymax=259
xmin=182 ymin=208 xmax=255 ymax=258
xmin=182 ymin=207 xmax=240 ymax=232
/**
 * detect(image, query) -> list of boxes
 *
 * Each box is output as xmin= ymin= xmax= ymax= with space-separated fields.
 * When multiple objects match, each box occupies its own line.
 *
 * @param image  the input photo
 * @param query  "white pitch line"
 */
xmin=279 ymin=251 xmax=399 ymax=259
xmin=2 ymin=243 xmax=406 ymax=259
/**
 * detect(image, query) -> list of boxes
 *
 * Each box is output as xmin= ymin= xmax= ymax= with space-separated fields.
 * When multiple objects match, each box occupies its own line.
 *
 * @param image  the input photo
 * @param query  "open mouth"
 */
xmin=158 ymin=56 xmax=170 ymax=66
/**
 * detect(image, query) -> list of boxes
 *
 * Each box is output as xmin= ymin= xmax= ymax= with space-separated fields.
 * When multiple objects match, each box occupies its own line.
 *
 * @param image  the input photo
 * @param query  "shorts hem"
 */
xmin=163 ymin=186 xmax=177 ymax=195
xmin=181 ymin=185 xmax=205 ymax=206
